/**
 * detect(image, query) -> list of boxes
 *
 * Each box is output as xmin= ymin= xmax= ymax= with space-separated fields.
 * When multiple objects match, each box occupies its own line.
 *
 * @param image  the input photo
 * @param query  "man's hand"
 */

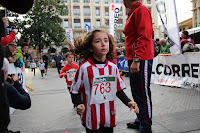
xmin=62 ymin=73 xmax=67 ymax=76
xmin=128 ymin=101 xmax=139 ymax=114
xmin=130 ymin=61 xmax=140 ymax=73
xmin=77 ymin=104 xmax=85 ymax=115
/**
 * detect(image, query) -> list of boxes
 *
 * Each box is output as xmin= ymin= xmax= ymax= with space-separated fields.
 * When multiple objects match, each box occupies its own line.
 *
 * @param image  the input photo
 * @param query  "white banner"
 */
xmin=151 ymin=53 xmax=200 ymax=91
xmin=155 ymin=0 xmax=181 ymax=54
xmin=109 ymin=3 xmax=122 ymax=37
xmin=65 ymin=28 xmax=74 ymax=46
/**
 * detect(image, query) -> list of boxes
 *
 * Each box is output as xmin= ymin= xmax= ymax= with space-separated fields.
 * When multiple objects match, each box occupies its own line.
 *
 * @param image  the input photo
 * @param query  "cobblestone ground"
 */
xmin=8 ymin=68 xmax=200 ymax=133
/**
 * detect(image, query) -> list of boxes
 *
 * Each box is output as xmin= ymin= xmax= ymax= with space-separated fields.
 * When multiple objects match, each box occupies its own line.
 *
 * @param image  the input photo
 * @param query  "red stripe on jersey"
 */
xmin=116 ymin=69 xmax=122 ymax=92
xmin=91 ymin=104 xmax=97 ymax=130
xmin=99 ymin=68 xmax=105 ymax=127
xmin=109 ymin=101 xmax=115 ymax=127
xmin=82 ymin=84 xmax=87 ymax=127
xmin=100 ymin=104 xmax=105 ymax=127
xmin=87 ymin=66 xmax=93 ymax=93
xmin=108 ymin=65 xmax=112 ymax=75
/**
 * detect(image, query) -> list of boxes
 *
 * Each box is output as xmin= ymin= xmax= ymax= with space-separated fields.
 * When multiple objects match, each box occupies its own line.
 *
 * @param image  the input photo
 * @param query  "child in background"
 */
xmin=30 ymin=59 xmax=36 ymax=76
xmin=59 ymin=52 xmax=79 ymax=108
xmin=71 ymin=29 xmax=139 ymax=133
xmin=38 ymin=60 xmax=45 ymax=78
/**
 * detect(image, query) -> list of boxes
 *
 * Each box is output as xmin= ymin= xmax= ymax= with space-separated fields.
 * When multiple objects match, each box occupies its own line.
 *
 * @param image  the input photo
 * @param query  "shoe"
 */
xmin=127 ymin=121 xmax=140 ymax=129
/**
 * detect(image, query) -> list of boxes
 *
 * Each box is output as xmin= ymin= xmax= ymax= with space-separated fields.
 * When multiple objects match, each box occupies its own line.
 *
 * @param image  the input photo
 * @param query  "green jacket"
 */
xmin=160 ymin=43 xmax=171 ymax=54
xmin=13 ymin=46 xmax=24 ymax=60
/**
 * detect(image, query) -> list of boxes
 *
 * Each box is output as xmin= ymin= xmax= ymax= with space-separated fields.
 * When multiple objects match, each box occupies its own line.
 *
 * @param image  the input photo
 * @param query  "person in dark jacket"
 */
xmin=0 ymin=0 xmax=33 ymax=132
xmin=54 ymin=51 xmax=63 ymax=74
xmin=2 ymin=58 xmax=31 ymax=132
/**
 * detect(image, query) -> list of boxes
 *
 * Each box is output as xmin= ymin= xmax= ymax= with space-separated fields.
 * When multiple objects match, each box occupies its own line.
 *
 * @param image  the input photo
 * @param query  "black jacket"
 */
xmin=5 ymin=81 xmax=31 ymax=110
xmin=54 ymin=55 xmax=63 ymax=64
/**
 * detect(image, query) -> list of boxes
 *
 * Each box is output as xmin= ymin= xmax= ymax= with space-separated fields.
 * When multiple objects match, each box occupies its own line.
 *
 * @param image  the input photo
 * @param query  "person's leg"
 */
xmin=41 ymin=70 xmax=44 ymax=77
xmin=127 ymin=60 xmax=152 ymax=133
xmin=101 ymin=127 xmax=113 ymax=133
xmin=33 ymin=68 xmax=35 ymax=76
xmin=56 ymin=64 xmax=60 ymax=74
xmin=85 ymin=127 xmax=101 ymax=133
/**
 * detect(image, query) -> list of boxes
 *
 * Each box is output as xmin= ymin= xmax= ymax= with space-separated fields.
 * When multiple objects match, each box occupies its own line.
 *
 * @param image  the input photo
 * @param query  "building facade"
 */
xmin=179 ymin=18 xmax=193 ymax=32
xmin=60 ymin=0 xmax=160 ymax=41
xmin=192 ymin=0 xmax=200 ymax=28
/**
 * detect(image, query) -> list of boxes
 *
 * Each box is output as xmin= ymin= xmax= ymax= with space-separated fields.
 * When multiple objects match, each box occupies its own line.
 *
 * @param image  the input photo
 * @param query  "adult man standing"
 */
xmin=180 ymin=30 xmax=195 ymax=48
xmin=54 ymin=51 xmax=63 ymax=74
xmin=123 ymin=0 xmax=154 ymax=132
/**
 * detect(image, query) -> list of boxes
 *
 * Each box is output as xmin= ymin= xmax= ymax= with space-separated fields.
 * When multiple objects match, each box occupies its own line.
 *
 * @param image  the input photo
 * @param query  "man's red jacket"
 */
xmin=123 ymin=1 xmax=154 ymax=60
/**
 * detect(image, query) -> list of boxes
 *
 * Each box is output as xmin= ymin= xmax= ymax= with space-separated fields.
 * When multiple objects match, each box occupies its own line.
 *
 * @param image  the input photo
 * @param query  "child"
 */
xmin=30 ymin=59 xmax=36 ymax=76
xmin=59 ymin=52 xmax=79 ymax=108
xmin=71 ymin=29 xmax=139 ymax=133
xmin=38 ymin=60 xmax=45 ymax=78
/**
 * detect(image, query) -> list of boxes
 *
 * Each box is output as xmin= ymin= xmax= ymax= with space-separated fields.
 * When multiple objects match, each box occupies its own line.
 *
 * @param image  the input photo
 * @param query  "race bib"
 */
xmin=90 ymin=75 xmax=117 ymax=105
xmin=67 ymin=69 xmax=77 ymax=81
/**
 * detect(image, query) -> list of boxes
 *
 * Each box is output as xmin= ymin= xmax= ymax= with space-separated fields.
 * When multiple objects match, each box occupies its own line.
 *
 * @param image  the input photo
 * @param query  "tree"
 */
xmin=13 ymin=0 xmax=68 ymax=52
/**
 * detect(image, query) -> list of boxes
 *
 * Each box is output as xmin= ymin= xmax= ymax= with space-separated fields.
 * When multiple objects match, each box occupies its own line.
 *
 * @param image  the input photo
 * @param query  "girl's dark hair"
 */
xmin=74 ymin=29 xmax=115 ymax=61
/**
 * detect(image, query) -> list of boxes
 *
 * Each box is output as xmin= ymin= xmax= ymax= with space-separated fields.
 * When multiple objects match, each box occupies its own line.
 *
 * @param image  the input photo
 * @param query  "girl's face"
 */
xmin=91 ymin=32 xmax=109 ymax=61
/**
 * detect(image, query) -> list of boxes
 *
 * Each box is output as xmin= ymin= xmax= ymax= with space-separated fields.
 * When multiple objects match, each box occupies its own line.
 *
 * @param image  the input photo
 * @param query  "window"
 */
xmin=96 ymin=7 xmax=100 ymax=16
xmin=105 ymin=7 xmax=109 ymax=16
xmin=116 ymin=0 xmax=122 ymax=3
xmin=105 ymin=20 xmax=109 ymax=27
xmin=74 ymin=19 xmax=81 ymax=28
xmin=84 ymin=6 xmax=90 ymax=16
xmin=73 ymin=6 xmax=80 ymax=15
xmin=73 ymin=0 xmax=79 ymax=2
xmin=84 ymin=19 xmax=91 ymax=27
xmin=62 ymin=0 xmax=67 ymax=2
xmin=96 ymin=20 xmax=100 ymax=27
xmin=64 ymin=20 xmax=69 ymax=28
xmin=95 ymin=0 xmax=99 ymax=3
xmin=117 ymin=19 xmax=123 ymax=27
xmin=104 ymin=0 xmax=108 ymax=4
xmin=147 ymin=0 xmax=151 ymax=4
xmin=83 ymin=0 xmax=90 ymax=2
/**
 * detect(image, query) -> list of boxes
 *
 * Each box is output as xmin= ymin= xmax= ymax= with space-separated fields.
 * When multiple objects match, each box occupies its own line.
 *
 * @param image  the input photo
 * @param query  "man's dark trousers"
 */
xmin=56 ymin=63 xmax=61 ymax=74
xmin=128 ymin=60 xmax=153 ymax=133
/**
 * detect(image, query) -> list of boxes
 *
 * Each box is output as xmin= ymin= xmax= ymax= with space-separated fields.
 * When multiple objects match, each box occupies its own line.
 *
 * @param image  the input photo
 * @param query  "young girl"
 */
xmin=38 ymin=59 xmax=45 ymax=78
xmin=30 ymin=59 xmax=36 ymax=76
xmin=71 ymin=29 xmax=139 ymax=133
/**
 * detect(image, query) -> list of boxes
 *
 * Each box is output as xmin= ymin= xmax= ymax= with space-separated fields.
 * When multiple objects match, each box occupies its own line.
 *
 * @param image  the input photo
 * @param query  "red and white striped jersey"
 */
xmin=71 ymin=57 xmax=126 ymax=130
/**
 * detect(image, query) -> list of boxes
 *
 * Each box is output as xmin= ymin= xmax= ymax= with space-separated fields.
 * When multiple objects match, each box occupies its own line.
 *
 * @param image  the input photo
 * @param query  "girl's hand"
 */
xmin=77 ymin=104 xmax=85 ymax=115
xmin=128 ymin=101 xmax=139 ymax=114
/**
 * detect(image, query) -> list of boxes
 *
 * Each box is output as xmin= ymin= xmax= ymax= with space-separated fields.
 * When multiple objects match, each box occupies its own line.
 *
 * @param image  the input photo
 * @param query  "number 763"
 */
xmin=93 ymin=82 xmax=111 ymax=95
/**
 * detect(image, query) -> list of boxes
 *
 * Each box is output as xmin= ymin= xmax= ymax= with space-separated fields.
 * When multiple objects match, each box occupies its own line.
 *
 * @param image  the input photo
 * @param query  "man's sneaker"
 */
xmin=127 ymin=121 xmax=140 ymax=129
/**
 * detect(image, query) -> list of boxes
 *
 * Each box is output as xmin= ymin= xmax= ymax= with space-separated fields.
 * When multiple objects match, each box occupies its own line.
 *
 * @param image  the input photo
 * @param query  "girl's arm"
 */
xmin=116 ymin=90 xmax=131 ymax=106
xmin=117 ymin=90 xmax=139 ymax=114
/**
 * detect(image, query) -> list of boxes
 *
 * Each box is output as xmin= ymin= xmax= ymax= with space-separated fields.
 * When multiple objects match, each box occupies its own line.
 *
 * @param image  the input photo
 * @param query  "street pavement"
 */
xmin=8 ymin=68 xmax=200 ymax=133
